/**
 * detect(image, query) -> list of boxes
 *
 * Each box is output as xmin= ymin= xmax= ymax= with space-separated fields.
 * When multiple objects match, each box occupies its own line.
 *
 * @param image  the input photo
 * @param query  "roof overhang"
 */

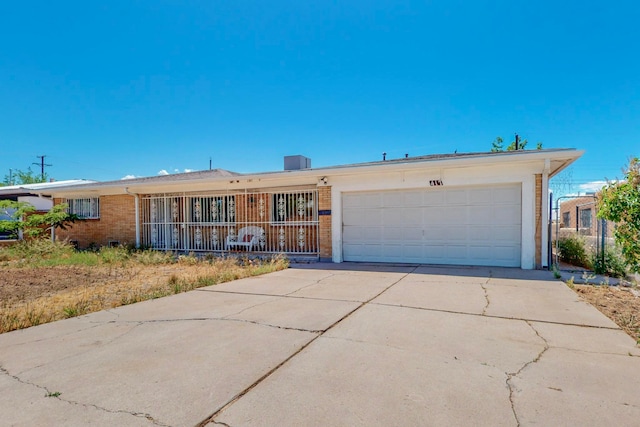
xmin=42 ymin=149 xmax=584 ymax=197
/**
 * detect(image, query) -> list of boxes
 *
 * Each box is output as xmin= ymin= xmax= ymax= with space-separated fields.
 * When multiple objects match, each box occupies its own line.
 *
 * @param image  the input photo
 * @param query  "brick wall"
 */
xmin=54 ymin=195 xmax=136 ymax=249
xmin=318 ymin=186 xmax=332 ymax=260
xmin=535 ymin=174 xmax=542 ymax=268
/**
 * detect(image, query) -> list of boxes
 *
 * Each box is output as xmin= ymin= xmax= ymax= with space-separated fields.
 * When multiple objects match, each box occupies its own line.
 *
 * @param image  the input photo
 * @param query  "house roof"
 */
xmin=41 ymin=148 xmax=584 ymax=197
xmin=0 ymin=180 xmax=96 ymax=197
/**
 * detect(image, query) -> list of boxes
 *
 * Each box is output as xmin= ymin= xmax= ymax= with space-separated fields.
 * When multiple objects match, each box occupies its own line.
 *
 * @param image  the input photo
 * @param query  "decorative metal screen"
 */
xmin=141 ymin=189 xmax=319 ymax=255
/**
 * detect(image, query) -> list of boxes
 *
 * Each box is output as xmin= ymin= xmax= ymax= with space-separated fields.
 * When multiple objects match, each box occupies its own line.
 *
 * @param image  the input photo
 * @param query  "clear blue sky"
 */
xmin=1 ymin=1 xmax=638 ymax=197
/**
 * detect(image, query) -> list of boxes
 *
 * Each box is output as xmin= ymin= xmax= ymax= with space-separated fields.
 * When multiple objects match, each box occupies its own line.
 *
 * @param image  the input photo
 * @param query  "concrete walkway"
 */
xmin=1 ymin=264 xmax=639 ymax=426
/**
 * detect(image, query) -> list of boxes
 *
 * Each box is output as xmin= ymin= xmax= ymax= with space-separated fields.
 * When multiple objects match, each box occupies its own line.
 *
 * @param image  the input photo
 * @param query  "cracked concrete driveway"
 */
xmin=1 ymin=264 xmax=639 ymax=426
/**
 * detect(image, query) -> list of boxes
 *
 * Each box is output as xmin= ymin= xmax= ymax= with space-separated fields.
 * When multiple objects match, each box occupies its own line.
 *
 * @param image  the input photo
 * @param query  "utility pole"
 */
xmin=33 ymin=155 xmax=52 ymax=181
xmin=514 ymin=134 xmax=519 ymax=151
xmin=8 ymin=169 xmax=12 ymax=185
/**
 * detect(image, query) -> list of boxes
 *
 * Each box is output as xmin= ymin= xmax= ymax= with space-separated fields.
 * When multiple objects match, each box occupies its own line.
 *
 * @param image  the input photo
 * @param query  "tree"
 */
xmin=0 ymin=201 xmax=80 ymax=239
xmin=597 ymin=157 xmax=640 ymax=273
xmin=491 ymin=136 xmax=543 ymax=152
xmin=2 ymin=168 xmax=49 ymax=186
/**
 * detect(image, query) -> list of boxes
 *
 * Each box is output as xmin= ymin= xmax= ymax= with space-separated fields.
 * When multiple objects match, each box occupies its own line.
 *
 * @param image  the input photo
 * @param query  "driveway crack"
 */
xmin=284 ymin=274 xmax=338 ymax=296
xmin=505 ymin=321 xmax=550 ymax=427
xmin=1 ymin=365 xmax=169 ymax=426
xmin=480 ymin=278 xmax=491 ymax=316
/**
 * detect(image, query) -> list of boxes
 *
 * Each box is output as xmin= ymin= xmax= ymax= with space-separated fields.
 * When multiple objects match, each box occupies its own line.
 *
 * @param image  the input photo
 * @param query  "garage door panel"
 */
xmin=342 ymin=208 xmax=365 ymax=226
xmin=423 ymin=207 xmax=446 ymax=223
xmin=492 ymin=226 xmax=520 ymax=241
xmin=494 ymin=186 xmax=521 ymax=204
xmin=469 ymin=189 xmax=492 ymax=204
xmin=382 ymin=208 xmax=404 ymax=223
xmin=402 ymin=208 xmax=422 ymax=225
xmin=424 ymin=245 xmax=445 ymax=259
xmin=383 ymin=192 xmax=403 ymax=207
xmin=382 ymin=227 xmax=404 ymax=240
xmin=401 ymin=227 xmax=423 ymax=241
xmin=424 ymin=227 xmax=448 ymax=240
xmin=382 ymin=244 xmax=404 ymax=258
xmin=423 ymin=190 xmax=444 ymax=204
xmin=445 ymin=190 xmax=468 ymax=204
xmin=495 ymin=205 xmax=521 ymax=223
xmin=403 ymin=191 xmax=424 ymax=206
xmin=342 ymin=184 xmax=521 ymax=267
xmin=443 ymin=206 xmax=466 ymax=224
xmin=493 ymin=246 xmax=519 ymax=265
xmin=445 ymin=226 xmax=467 ymax=241
xmin=468 ymin=246 xmax=492 ymax=260
xmin=356 ymin=193 xmax=382 ymax=209
xmin=401 ymin=244 xmax=424 ymax=258
xmin=472 ymin=205 xmax=494 ymax=222
xmin=468 ymin=226 xmax=492 ymax=241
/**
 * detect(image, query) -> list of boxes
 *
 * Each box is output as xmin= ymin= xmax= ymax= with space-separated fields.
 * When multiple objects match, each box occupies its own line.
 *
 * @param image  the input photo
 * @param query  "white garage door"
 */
xmin=342 ymin=184 xmax=521 ymax=267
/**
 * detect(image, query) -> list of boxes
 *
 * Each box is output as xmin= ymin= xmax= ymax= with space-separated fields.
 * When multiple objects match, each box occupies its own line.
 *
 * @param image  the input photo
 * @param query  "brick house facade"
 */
xmin=45 ymin=149 xmax=583 ymax=269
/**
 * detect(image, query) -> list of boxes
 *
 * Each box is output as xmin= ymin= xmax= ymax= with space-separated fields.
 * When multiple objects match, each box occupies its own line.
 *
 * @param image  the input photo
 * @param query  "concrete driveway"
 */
xmin=1 ymin=264 xmax=639 ymax=426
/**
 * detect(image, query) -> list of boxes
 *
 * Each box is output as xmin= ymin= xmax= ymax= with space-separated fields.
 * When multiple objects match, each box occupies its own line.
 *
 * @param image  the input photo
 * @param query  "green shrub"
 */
xmin=557 ymin=235 xmax=590 ymax=268
xmin=3 ymin=239 xmax=75 ymax=260
xmin=591 ymin=245 xmax=627 ymax=278
xmin=99 ymin=246 xmax=130 ymax=264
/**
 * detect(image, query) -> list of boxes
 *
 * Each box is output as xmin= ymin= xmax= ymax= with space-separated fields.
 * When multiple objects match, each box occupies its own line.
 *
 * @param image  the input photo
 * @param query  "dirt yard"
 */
xmin=0 ymin=257 xmax=287 ymax=334
xmin=1 ymin=264 xmax=196 ymax=306
xmin=573 ymin=284 xmax=640 ymax=343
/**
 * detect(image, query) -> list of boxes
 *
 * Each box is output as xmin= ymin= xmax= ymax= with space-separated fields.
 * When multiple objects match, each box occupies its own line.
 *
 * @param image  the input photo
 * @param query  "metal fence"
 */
xmin=140 ymin=189 xmax=319 ymax=255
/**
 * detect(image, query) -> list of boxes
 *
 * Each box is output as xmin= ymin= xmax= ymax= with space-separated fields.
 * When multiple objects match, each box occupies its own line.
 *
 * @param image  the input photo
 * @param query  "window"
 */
xmin=67 ymin=198 xmax=100 ymax=219
xmin=562 ymin=212 xmax=570 ymax=227
xmin=190 ymin=195 xmax=235 ymax=223
xmin=580 ymin=208 xmax=592 ymax=229
xmin=272 ymin=192 xmax=316 ymax=222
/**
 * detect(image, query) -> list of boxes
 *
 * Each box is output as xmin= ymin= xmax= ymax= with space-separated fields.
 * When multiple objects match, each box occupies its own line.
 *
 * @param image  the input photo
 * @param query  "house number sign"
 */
xmin=429 ymin=180 xmax=444 ymax=186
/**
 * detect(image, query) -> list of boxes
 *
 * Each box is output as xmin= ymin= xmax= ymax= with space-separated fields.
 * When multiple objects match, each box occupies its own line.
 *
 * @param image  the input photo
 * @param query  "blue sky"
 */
xmin=1 ymin=1 xmax=638 ymax=197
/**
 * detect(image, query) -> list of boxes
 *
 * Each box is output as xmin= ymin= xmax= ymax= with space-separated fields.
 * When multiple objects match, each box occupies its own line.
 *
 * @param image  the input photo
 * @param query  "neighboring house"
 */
xmin=43 ymin=149 xmax=582 ymax=269
xmin=558 ymin=194 xmax=616 ymax=238
xmin=0 ymin=180 xmax=95 ymax=240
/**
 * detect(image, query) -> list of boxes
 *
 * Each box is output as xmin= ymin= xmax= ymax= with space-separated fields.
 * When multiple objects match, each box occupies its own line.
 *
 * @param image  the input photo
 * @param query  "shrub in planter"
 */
xmin=557 ymin=235 xmax=590 ymax=268
xmin=591 ymin=245 xmax=627 ymax=278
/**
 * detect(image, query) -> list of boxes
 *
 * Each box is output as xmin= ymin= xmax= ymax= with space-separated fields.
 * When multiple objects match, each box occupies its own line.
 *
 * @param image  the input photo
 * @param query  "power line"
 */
xmin=33 ymin=155 xmax=52 ymax=181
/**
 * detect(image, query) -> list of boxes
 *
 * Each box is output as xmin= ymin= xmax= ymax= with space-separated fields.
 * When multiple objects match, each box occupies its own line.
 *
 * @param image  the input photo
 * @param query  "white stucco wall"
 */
xmin=18 ymin=196 xmax=53 ymax=211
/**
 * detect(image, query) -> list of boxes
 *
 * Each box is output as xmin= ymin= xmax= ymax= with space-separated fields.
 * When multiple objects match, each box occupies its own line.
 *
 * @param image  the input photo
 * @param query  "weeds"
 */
xmin=565 ymin=276 xmax=575 ymax=289
xmin=1 ymin=249 xmax=288 ymax=334
xmin=591 ymin=245 xmax=627 ymax=278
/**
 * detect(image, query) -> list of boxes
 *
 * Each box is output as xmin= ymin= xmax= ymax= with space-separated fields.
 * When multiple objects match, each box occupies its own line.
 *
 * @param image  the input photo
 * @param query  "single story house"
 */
xmin=43 ymin=149 xmax=582 ymax=269
xmin=0 ymin=180 xmax=94 ymax=240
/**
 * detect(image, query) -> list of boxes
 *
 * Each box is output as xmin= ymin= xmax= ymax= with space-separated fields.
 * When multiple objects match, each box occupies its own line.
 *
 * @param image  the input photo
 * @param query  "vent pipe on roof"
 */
xmin=383 ymin=152 xmax=387 ymax=161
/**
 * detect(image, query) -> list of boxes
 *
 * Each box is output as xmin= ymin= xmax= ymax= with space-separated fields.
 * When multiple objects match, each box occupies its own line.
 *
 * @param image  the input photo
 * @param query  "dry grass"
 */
xmin=0 ymin=244 xmax=288 ymax=334
xmin=573 ymin=284 xmax=640 ymax=344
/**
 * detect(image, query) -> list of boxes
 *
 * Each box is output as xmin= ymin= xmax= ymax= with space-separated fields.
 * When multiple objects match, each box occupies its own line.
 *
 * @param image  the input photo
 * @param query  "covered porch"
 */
xmin=140 ymin=188 xmax=320 ymax=257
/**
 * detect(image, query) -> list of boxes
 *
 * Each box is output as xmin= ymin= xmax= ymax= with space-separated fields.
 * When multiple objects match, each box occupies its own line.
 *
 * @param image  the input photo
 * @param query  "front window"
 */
xmin=67 ymin=197 xmax=100 ymax=219
xmin=271 ymin=192 xmax=316 ymax=222
xmin=562 ymin=212 xmax=570 ymax=227
xmin=580 ymin=208 xmax=592 ymax=229
xmin=191 ymin=196 xmax=235 ymax=223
